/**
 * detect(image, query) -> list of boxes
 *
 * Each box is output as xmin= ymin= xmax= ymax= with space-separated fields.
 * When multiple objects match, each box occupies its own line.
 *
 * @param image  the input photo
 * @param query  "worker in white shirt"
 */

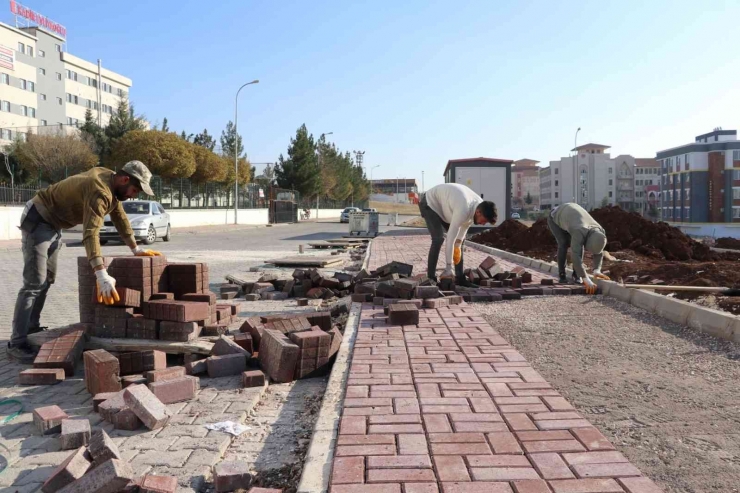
xmin=418 ymin=183 xmax=498 ymax=286
xmin=547 ymin=202 xmax=609 ymax=294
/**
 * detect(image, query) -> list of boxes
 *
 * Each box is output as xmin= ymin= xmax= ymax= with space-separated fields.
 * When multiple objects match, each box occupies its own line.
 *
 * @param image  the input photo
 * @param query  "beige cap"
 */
xmin=122 ymin=160 xmax=154 ymax=196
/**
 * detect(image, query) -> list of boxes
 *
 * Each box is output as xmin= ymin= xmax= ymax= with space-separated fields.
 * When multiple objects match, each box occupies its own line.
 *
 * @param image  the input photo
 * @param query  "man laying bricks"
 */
xmin=7 ymin=161 xmax=163 ymax=363
xmin=547 ymin=202 xmax=610 ymax=294
xmin=418 ymin=183 xmax=497 ymax=286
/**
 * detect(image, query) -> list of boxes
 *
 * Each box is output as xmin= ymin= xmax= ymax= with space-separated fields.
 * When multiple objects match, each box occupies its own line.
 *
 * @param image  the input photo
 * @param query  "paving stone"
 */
xmin=34 ymin=330 xmax=85 ymax=377
xmin=388 ymin=303 xmax=419 ymax=326
xmin=33 ymin=405 xmax=69 ymax=435
xmin=60 ymin=419 xmax=91 ymax=450
xmin=19 ymin=368 xmax=65 ymax=385
xmin=55 ymin=458 xmax=133 ymax=493
xmin=139 ymin=474 xmax=178 ymax=493
xmin=145 ymin=366 xmax=187 ymax=383
xmin=147 ymin=376 xmax=199 ymax=404
xmin=207 ymin=354 xmax=248 ymax=378
xmin=212 ymin=335 xmax=251 ymax=357
xmin=84 ymin=350 xmax=122 ymax=396
xmin=41 ymin=447 xmax=90 ymax=493
xmin=88 ymin=430 xmax=122 ymax=465
xmin=242 ymin=370 xmax=265 ymax=388
xmin=123 ymin=384 xmax=173 ymax=430
xmin=213 ymin=461 xmax=252 ymax=492
xmin=258 ymin=329 xmax=299 ymax=383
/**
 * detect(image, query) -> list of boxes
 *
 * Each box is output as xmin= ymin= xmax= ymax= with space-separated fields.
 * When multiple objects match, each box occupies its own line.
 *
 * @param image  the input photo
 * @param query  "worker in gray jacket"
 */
xmin=547 ymin=203 xmax=609 ymax=294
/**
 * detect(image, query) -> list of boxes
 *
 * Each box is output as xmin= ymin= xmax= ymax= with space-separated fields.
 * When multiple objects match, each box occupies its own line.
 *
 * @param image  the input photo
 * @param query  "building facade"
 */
xmin=657 ymin=129 xmax=740 ymax=225
xmin=443 ymin=157 xmax=512 ymax=225
xmin=511 ymin=158 xmax=540 ymax=209
xmin=634 ymin=158 xmax=659 ymax=215
xmin=1 ymin=17 xmax=132 ymax=146
xmin=371 ymin=179 xmax=418 ymax=195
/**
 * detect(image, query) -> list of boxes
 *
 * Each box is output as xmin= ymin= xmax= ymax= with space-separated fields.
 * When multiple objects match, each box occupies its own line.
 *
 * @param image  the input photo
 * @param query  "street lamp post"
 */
xmin=233 ymin=79 xmax=259 ymax=225
xmin=317 ymin=132 xmax=333 ymax=220
xmin=573 ymin=127 xmax=581 ymax=204
xmin=370 ymin=165 xmax=379 ymax=185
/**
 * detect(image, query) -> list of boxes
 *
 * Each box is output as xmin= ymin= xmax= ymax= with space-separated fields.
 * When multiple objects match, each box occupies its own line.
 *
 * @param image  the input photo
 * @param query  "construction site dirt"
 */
xmin=471 ymin=207 xmax=740 ymax=313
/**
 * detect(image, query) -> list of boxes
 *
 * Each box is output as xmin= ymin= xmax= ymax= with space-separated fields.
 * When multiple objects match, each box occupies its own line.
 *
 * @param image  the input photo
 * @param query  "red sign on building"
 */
xmin=9 ymin=1 xmax=66 ymax=39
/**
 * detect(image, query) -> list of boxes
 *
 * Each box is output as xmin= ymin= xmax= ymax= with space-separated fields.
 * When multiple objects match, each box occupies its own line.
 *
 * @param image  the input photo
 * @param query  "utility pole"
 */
xmin=422 ymin=171 xmax=424 ymax=193
xmin=233 ymin=79 xmax=259 ymax=224
xmin=573 ymin=127 xmax=581 ymax=205
xmin=317 ymin=132 xmax=333 ymax=220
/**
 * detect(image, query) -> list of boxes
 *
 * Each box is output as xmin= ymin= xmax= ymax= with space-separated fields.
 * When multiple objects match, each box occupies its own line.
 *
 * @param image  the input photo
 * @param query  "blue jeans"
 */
xmin=10 ymin=204 xmax=62 ymax=346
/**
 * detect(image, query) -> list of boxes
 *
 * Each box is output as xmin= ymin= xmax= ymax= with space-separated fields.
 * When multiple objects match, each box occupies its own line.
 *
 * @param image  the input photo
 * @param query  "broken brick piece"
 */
xmin=145 ymin=366 xmax=186 ymax=383
xmin=242 ymin=370 xmax=265 ymax=388
xmin=147 ymin=376 xmax=199 ymax=404
xmin=207 ymin=354 xmax=247 ymax=378
xmin=186 ymin=359 xmax=208 ymax=375
xmin=55 ymin=458 xmax=133 ymax=493
xmin=211 ymin=335 xmax=251 ymax=357
xmin=19 ymin=368 xmax=65 ymax=385
xmin=84 ymin=350 xmax=122 ymax=395
xmin=33 ymin=405 xmax=69 ymax=435
xmin=123 ymin=384 xmax=173 ymax=430
xmin=388 ymin=303 xmax=419 ymax=326
xmin=214 ymin=461 xmax=252 ymax=492
xmin=111 ymin=408 xmax=142 ymax=430
xmin=98 ymin=391 xmax=127 ymax=422
xmin=33 ymin=330 xmax=85 ymax=377
xmin=88 ymin=430 xmax=122 ymax=465
xmin=258 ymin=329 xmax=300 ymax=383
xmin=93 ymin=392 xmax=120 ymax=413
xmin=41 ymin=446 xmax=90 ymax=493
xmin=60 ymin=419 xmax=91 ymax=450
xmin=139 ymin=475 xmax=178 ymax=493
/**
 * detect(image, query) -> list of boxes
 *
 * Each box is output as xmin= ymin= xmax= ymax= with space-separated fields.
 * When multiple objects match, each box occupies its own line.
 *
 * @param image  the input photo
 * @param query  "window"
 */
xmin=733 ymin=188 xmax=740 ymax=200
xmin=55 ymin=43 xmax=62 ymax=52
xmin=118 ymin=88 xmax=124 ymax=97
xmin=20 ymin=105 xmax=28 ymax=116
xmin=39 ymin=68 xmax=45 ymax=76
xmin=38 ymin=49 xmax=45 ymax=57
xmin=27 ymin=47 xmax=33 ymax=57
xmin=608 ymin=179 xmax=613 ymax=186
xmin=555 ymin=192 xmax=559 ymax=198
xmin=40 ymin=119 xmax=47 ymax=126
xmin=734 ymin=207 xmax=740 ymax=219
xmin=40 ymin=93 xmax=47 ymax=101
xmin=684 ymin=173 xmax=690 ymax=183
xmin=608 ymin=168 xmax=613 ymax=174
xmin=56 ymin=97 xmax=63 ymax=105
xmin=554 ymin=168 xmax=558 ymax=175
xmin=66 ymin=93 xmax=72 ymax=102
xmin=1 ymin=73 xmax=7 ymax=84
xmin=20 ymin=79 xmax=27 ymax=90
xmin=1 ymin=129 xmax=10 ymax=140
xmin=30 ymin=107 xmax=36 ymax=118
xmin=554 ymin=180 xmax=558 ymax=186
xmin=609 ymin=191 xmax=613 ymax=198
xmin=56 ymin=72 xmax=62 ymax=81
xmin=17 ymin=42 xmax=24 ymax=54
xmin=0 ymin=100 xmax=9 ymax=112
xmin=733 ymin=150 xmax=740 ymax=160
xmin=685 ymin=189 xmax=690 ymax=200
xmin=28 ymin=81 xmax=34 ymax=92
xmin=734 ymin=170 xmax=740 ymax=180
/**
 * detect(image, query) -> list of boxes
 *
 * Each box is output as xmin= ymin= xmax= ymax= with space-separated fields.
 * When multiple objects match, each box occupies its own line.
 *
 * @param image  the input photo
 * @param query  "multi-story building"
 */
xmin=1 ymin=7 xmax=132 ymax=146
xmin=634 ymin=158 xmax=659 ymax=215
xmin=511 ymin=158 xmax=540 ymax=209
xmin=539 ymin=144 xmax=616 ymax=210
xmin=657 ymin=129 xmax=740 ymax=233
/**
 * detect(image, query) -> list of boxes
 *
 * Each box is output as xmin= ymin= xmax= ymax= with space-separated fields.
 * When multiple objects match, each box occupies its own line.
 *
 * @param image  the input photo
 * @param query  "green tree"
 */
xmin=193 ymin=129 xmax=216 ymax=151
xmin=104 ymin=98 xmax=147 ymax=163
xmin=223 ymin=156 xmax=251 ymax=186
xmin=525 ymin=191 xmax=533 ymax=205
xmin=600 ymin=196 xmax=609 ymax=208
xmin=275 ymin=124 xmax=320 ymax=197
xmin=190 ymin=144 xmax=228 ymax=183
xmin=79 ymin=108 xmax=106 ymax=158
xmin=220 ymin=121 xmax=243 ymax=160
xmin=109 ymin=130 xmax=196 ymax=178
xmin=179 ymin=130 xmax=193 ymax=142
xmin=349 ymin=162 xmax=370 ymax=202
xmin=161 ymin=117 xmax=170 ymax=133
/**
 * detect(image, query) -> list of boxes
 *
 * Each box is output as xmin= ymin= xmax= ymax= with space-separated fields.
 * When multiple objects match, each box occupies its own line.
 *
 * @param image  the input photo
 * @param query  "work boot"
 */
xmin=28 ymin=326 xmax=49 ymax=335
xmin=6 ymin=342 xmax=36 ymax=364
xmin=558 ymin=272 xmax=567 ymax=284
xmin=572 ymin=272 xmax=582 ymax=284
xmin=456 ymin=278 xmax=477 ymax=288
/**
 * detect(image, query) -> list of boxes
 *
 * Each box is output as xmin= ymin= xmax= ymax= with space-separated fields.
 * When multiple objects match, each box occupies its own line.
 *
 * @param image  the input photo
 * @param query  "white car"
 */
xmin=100 ymin=200 xmax=171 ymax=245
xmin=511 ymin=212 xmax=521 ymax=219
xmin=340 ymin=207 xmax=360 ymax=223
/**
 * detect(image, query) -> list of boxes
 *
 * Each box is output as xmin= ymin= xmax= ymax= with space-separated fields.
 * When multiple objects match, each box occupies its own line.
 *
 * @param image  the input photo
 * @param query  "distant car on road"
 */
xmin=340 ymin=207 xmax=360 ymax=223
xmin=100 ymin=200 xmax=171 ymax=245
xmin=511 ymin=212 xmax=521 ymax=219
xmin=362 ymin=208 xmax=378 ymax=213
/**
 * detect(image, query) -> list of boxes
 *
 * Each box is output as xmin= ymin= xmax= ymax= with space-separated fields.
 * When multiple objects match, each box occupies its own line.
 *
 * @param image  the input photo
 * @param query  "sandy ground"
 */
xmin=369 ymin=201 xmax=421 ymax=215
xmin=474 ymin=296 xmax=740 ymax=493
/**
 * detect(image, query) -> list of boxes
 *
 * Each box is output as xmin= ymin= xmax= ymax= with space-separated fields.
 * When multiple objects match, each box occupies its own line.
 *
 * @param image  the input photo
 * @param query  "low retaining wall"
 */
xmin=668 ymin=221 xmax=740 ymax=238
xmin=0 ymin=206 xmax=24 ymax=241
xmin=467 ymin=241 xmax=740 ymax=344
xmin=168 ymin=208 xmax=268 ymax=228
xmin=299 ymin=208 xmax=345 ymax=221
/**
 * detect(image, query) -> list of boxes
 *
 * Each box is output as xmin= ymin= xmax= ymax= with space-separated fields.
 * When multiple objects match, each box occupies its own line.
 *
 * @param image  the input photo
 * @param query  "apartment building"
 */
xmin=612 ymin=155 xmax=658 ymax=212
xmin=0 ymin=11 xmax=131 ymax=146
xmin=657 ymin=129 xmax=740 ymax=226
xmin=511 ymin=158 xmax=540 ymax=209
xmin=539 ymin=144 xmax=615 ymax=210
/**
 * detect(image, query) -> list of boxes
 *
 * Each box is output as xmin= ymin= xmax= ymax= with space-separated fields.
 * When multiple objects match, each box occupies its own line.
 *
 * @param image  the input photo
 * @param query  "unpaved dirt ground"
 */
xmin=474 ymin=296 xmax=740 ymax=493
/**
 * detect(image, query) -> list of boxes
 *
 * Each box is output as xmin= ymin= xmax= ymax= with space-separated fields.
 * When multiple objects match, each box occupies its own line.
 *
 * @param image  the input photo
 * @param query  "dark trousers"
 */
xmin=547 ymin=215 xmax=570 ymax=278
xmin=418 ymin=195 xmax=465 ymax=281
xmin=11 ymin=203 xmax=62 ymax=346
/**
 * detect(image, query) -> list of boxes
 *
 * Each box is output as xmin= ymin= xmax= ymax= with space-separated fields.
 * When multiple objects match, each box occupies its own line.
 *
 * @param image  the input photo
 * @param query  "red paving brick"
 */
xmin=327 ymin=234 xmax=663 ymax=492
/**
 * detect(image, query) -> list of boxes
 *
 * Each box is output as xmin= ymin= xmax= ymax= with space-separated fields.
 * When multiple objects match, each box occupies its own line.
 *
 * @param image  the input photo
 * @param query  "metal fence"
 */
xmin=297 ymin=196 xmax=368 ymax=210
xmin=0 ymin=183 xmax=41 ymax=205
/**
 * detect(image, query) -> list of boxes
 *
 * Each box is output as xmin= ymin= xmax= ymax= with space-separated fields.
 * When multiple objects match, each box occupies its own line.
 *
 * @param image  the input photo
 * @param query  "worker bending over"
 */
xmin=418 ymin=183 xmax=497 ymax=285
xmin=547 ymin=202 xmax=609 ymax=294
xmin=8 ymin=161 xmax=162 ymax=363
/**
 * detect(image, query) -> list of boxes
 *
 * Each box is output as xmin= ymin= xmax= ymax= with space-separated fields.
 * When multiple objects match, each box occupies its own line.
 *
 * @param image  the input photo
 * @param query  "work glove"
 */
xmin=592 ymin=270 xmax=610 ymax=281
xmin=95 ymin=269 xmax=120 ymax=305
xmin=453 ymin=244 xmax=462 ymax=265
xmin=583 ymin=276 xmax=598 ymax=295
xmin=132 ymin=246 xmax=162 ymax=257
xmin=440 ymin=267 xmax=455 ymax=279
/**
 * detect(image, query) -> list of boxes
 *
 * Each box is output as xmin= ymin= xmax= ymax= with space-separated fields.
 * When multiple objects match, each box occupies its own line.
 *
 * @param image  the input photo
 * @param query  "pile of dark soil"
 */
xmin=716 ymin=237 xmax=740 ymax=251
xmin=470 ymin=218 xmax=556 ymax=257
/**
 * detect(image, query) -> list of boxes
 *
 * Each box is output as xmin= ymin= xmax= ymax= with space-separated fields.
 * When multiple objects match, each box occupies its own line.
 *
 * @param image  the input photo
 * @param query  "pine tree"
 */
xmin=179 ymin=130 xmax=193 ymax=142
xmin=79 ymin=108 xmax=106 ymax=158
xmin=525 ymin=191 xmax=533 ymax=205
xmin=103 ymin=99 xmax=147 ymax=165
xmin=161 ymin=117 xmax=170 ymax=133
xmin=193 ymin=129 xmax=216 ymax=151
xmin=275 ymin=124 xmax=320 ymax=197
xmin=220 ymin=121 xmax=243 ymax=159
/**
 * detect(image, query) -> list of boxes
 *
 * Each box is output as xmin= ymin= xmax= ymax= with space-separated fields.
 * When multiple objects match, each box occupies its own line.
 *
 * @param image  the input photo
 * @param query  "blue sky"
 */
xmin=17 ymin=0 xmax=740 ymax=188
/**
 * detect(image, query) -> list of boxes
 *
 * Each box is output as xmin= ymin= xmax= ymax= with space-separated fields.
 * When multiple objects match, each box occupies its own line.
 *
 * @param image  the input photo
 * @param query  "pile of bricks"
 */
xmin=75 ymin=255 xmax=237 ymax=341
xmin=220 ymin=268 xmax=359 ymax=303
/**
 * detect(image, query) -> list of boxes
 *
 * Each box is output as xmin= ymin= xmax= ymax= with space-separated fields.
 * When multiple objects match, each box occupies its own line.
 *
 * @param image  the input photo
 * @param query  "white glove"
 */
xmin=95 ymin=269 xmax=119 ymax=305
xmin=440 ymin=267 xmax=455 ymax=279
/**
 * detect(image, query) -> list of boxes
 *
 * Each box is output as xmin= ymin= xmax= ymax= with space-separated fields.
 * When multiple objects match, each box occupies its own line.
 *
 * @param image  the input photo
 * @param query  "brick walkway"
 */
xmin=328 ymin=233 xmax=662 ymax=493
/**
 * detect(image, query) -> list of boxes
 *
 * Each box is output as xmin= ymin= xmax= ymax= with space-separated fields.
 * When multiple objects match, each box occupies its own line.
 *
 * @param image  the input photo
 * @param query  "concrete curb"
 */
xmin=296 ymin=302 xmax=361 ymax=493
xmin=467 ymin=241 xmax=740 ymax=344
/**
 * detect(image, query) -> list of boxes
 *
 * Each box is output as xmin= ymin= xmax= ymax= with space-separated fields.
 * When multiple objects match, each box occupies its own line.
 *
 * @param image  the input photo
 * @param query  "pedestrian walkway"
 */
xmin=328 ymin=233 xmax=662 ymax=492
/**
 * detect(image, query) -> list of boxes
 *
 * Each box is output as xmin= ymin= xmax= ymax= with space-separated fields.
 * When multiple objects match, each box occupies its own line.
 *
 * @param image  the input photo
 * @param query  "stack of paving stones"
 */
xmin=37 ymin=426 xmax=182 ymax=493
xmin=327 ymin=300 xmax=662 ymax=493
xmin=75 ymin=255 xmax=235 ymax=341
xmin=221 ymin=268 xmax=359 ymax=303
